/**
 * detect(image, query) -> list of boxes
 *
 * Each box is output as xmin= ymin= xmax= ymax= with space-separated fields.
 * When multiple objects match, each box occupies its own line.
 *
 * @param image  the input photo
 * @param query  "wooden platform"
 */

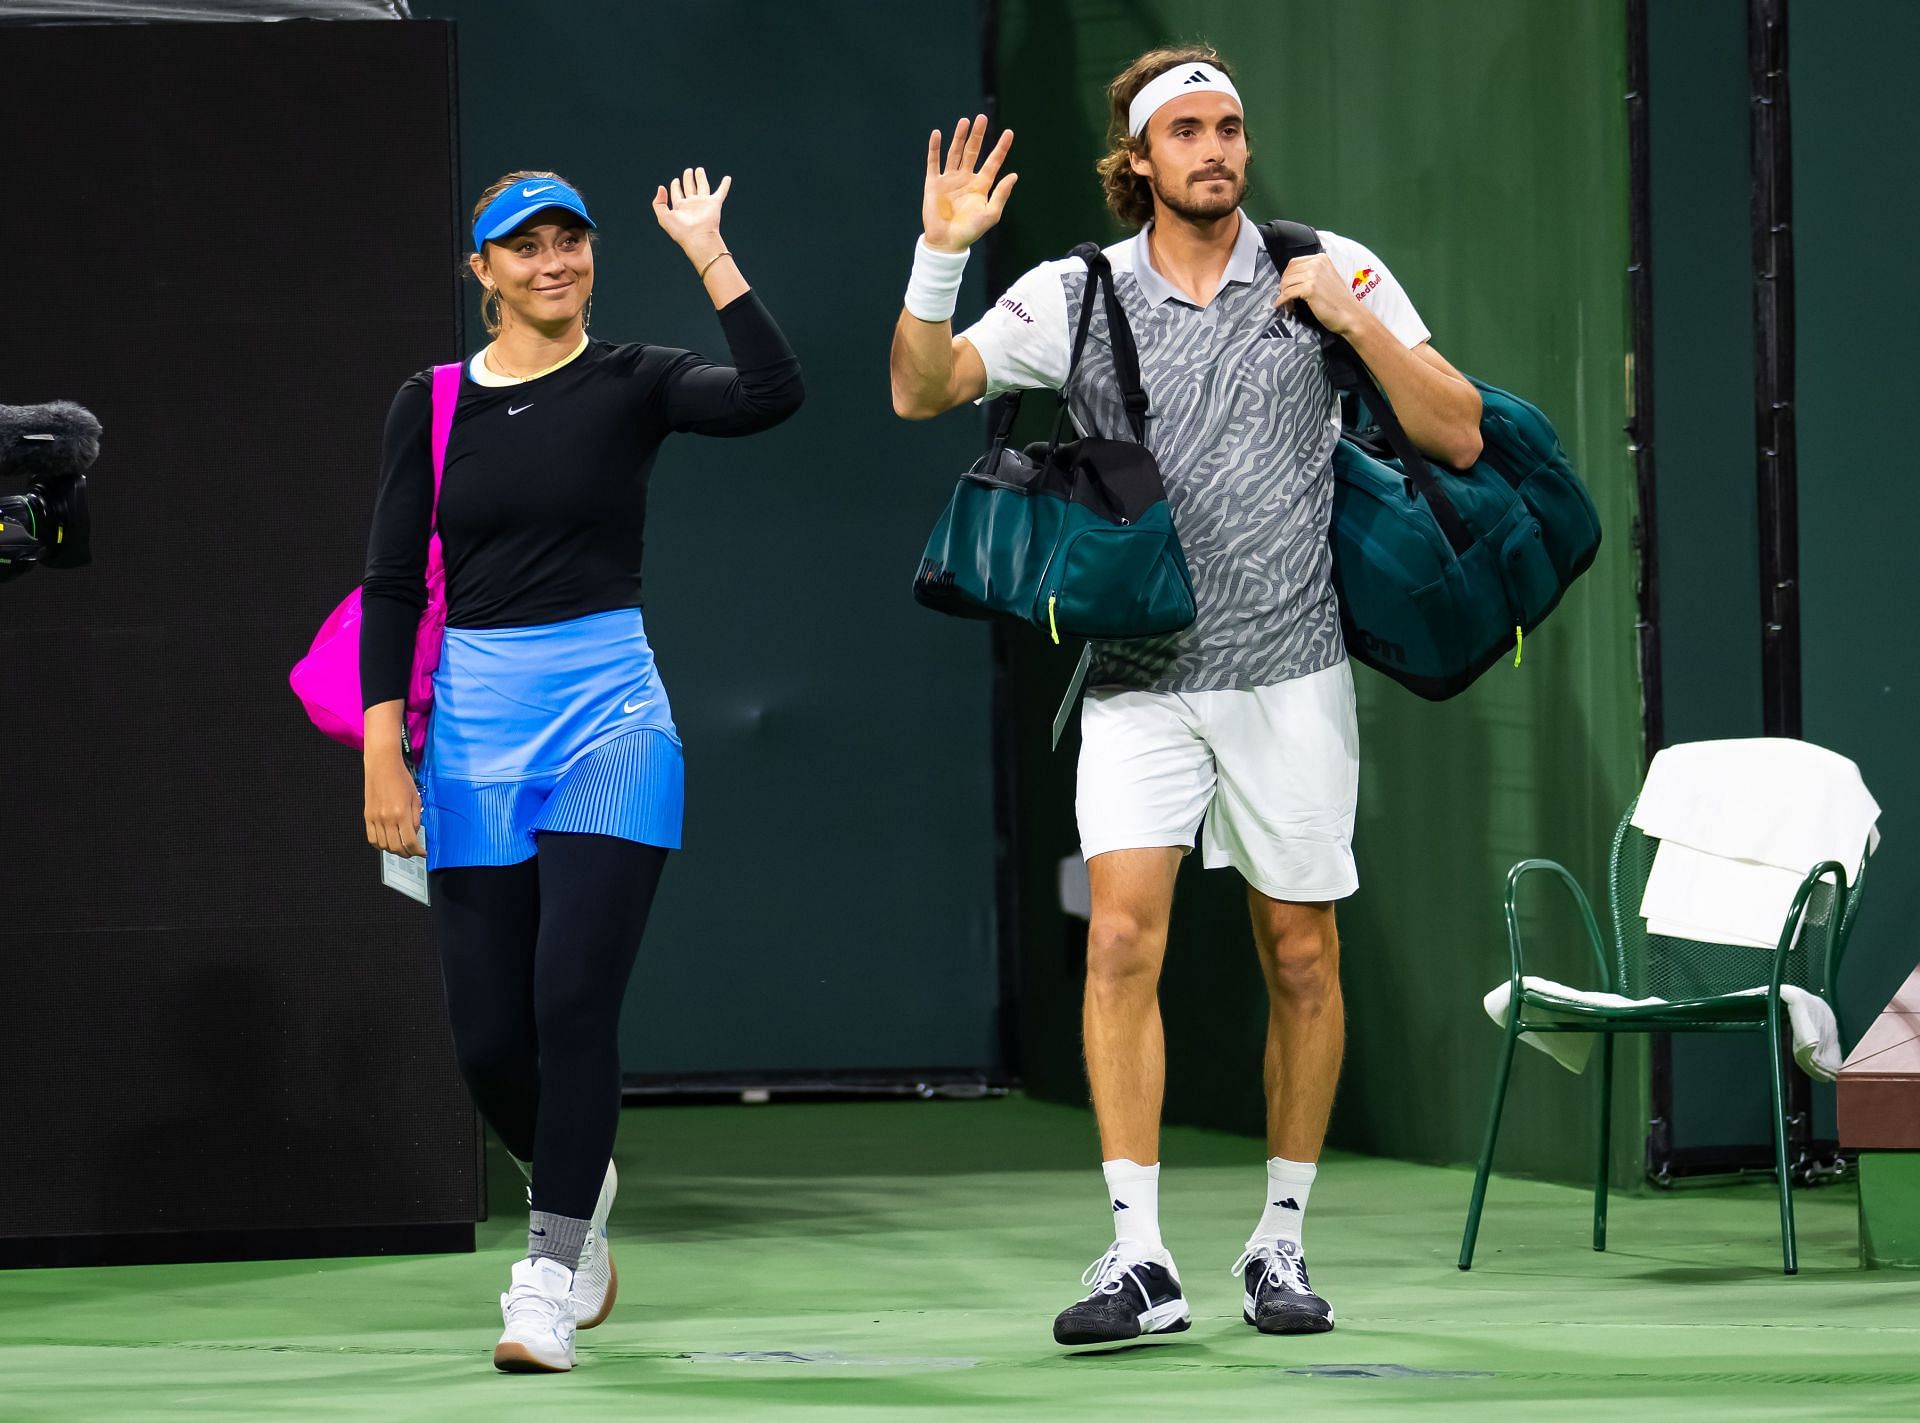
xmin=1839 ymin=966 xmax=1920 ymax=1267
xmin=1839 ymin=968 xmax=1920 ymax=1148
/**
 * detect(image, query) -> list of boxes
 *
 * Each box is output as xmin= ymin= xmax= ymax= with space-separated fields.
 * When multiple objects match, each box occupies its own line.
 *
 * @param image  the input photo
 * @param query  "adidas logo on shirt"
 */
xmin=1258 ymin=313 xmax=1293 ymax=340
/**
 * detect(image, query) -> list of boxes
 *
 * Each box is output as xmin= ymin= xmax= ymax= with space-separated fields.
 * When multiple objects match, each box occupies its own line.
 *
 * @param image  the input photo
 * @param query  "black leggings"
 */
xmin=431 ymin=833 xmax=666 ymax=1220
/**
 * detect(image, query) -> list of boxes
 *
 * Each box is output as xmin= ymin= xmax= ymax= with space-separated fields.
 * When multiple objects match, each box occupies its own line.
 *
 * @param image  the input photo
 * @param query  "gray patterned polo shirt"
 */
xmin=960 ymin=211 xmax=1430 ymax=694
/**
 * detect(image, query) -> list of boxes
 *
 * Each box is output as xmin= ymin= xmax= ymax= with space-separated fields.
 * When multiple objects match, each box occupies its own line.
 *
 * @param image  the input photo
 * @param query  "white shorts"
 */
xmin=1075 ymin=660 xmax=1360 ymax=902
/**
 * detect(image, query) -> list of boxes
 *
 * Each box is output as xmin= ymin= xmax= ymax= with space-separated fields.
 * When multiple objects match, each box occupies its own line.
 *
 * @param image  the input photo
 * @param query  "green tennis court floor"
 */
xmin=4 ymin=1096 xmax=1916 ymax=1420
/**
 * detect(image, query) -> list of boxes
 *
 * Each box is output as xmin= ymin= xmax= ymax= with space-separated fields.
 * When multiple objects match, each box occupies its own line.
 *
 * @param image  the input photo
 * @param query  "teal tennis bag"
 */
xmin=1262 ymin=221 xmax=1602 ymax=700
xmin=914 ymin=244 xmax=1196 ymax=644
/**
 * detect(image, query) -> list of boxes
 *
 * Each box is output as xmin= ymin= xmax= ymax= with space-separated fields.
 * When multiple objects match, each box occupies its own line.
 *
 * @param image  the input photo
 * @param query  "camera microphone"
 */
xmin=0 ymin=401 xmax=103 ymax=479
xmin=0 ymin=400 xmax=102 ymax=577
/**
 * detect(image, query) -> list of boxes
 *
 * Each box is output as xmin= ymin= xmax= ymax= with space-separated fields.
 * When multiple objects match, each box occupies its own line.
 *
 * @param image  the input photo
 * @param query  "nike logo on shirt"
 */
xmin=623 ymin=696 xmax=652 ymax=714
xmin=509 ymin=403 xmax=534 ymax=415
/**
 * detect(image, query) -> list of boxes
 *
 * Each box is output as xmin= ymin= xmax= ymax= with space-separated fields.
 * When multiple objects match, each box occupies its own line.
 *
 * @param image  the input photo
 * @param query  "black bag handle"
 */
xmin=987 ymin=242 xmax=1155 ymax=464
xmin=1259 ymin=220 xmax=1474 ymax=557
xmin=1052 ymin=243 xmax=1150 ymax=447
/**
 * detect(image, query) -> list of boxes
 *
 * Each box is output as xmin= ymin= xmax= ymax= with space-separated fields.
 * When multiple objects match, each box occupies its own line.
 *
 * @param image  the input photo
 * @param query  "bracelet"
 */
xmin=697 ymin=249 xmax=733 ymax=281
xmin=904 ymin=236 xmax=970 ymax=322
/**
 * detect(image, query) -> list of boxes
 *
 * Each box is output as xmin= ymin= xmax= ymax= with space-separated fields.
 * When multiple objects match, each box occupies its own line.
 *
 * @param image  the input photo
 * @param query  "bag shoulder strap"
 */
xmin=1064 ymin=242 xmax=1149 ymax=444
xmin=1264 ymin=218 xmax=1323 ymax=267
xmin=1254 ymin=221 xmax=1473 ymax=555
xmin=427 ymin=361 xmax=461 ymax=528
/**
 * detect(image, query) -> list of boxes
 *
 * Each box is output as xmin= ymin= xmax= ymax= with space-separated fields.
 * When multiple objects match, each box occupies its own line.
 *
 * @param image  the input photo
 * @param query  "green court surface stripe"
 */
xmin=4 ymin=1097 xmax=1917 ymax=1422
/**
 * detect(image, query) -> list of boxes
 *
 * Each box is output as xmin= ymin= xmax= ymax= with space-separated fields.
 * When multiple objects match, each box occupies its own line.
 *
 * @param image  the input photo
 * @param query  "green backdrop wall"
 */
xmin=1642 ymin=0 xmax=1915 ymax=1162
xmin=994 ymin=0 xmax=1647 ymax=1186
xmin=1794 ymin=0 xmax=1919 ymax=1078
xmin=416 ymin=0 xmax=1003 ymax=1080
xmin=1644 ymin=0 xmax=1775 ymax=1162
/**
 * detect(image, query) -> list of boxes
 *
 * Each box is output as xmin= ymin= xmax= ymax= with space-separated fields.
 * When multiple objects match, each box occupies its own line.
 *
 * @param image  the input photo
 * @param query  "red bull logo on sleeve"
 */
xmin=1350 ymin=267 xmax=1381 ymax=301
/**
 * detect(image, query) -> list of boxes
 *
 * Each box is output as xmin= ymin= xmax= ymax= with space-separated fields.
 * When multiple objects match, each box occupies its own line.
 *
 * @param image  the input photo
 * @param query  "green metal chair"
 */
xmin=1458 ymin=799 xmax=1865 ymax=1276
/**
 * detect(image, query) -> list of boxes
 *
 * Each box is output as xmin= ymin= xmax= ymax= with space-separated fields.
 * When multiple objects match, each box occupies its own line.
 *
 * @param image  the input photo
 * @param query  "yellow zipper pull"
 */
xmin=1049 ymin=594 xmax=1060 ymax=645
xmin=1514 ymin=624 xmax=1524 ymax=667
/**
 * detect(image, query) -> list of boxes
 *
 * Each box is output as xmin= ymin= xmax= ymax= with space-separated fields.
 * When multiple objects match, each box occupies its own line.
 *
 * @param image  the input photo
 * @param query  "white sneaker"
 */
xmin=572 ymin=1161 xmax=619 ymax=1329
xmin=494 ymin=1257 xmax=577 ymax=1373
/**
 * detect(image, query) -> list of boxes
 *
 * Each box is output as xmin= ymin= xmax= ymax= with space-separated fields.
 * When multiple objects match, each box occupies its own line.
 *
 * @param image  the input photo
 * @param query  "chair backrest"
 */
xmin=1605 ymin=798 xmax=1865 ymax=1005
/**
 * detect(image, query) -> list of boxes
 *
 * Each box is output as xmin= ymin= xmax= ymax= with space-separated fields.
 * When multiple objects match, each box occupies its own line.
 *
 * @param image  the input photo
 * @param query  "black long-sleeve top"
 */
xmin=360 ymin=291 xmax=803 ymax=708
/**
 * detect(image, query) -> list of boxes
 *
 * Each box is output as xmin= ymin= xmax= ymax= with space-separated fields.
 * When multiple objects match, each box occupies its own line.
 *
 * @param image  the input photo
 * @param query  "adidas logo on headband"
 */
xmin=1129 ymin=61 xmax=1245 ymax=136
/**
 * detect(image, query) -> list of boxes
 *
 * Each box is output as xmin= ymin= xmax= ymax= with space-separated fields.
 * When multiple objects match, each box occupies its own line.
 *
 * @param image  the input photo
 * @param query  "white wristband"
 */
xmin=904 ymin=237 xmax=970 ymax=323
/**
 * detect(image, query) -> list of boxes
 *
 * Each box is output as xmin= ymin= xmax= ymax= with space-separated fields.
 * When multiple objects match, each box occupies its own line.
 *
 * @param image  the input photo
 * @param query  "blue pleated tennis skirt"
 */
xmin=422 ymin=607 xmax=685 ymax=870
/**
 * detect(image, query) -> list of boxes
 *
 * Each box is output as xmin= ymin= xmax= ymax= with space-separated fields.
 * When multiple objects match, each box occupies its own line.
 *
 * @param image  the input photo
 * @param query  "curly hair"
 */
xmin=1094 ymin=44 xmax=1240 ymax=229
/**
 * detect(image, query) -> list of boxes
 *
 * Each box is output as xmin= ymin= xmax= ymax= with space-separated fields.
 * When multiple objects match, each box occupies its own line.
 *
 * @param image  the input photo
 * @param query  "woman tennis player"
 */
xmin=360 ymin=167 xmax=802 ymax=1372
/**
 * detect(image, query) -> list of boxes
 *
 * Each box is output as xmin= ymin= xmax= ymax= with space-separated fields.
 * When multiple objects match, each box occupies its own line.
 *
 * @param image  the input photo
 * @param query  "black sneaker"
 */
xmin=1052 ymin=1245 xmax=1192 ymax=1347
xmin=1235 ymin=1238 xmax=1335 ymax=1334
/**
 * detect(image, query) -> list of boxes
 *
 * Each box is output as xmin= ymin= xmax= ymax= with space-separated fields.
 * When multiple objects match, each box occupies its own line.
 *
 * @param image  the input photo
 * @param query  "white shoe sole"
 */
xmin=576 ymin=1246 xmax=618 ymax=1330
xmin=1140 ymin=1298 xmax=1192 ymax=1333
xmin=575 ymin=1161 xmax=619 ymax=1330
xmin=493 ymin=1339 xmax=574 ymax=1373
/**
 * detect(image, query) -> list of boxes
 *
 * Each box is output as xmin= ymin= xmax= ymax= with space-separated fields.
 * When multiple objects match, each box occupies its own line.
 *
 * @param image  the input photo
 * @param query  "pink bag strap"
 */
xmin=427 ymin=361 xmax=461 ymax=528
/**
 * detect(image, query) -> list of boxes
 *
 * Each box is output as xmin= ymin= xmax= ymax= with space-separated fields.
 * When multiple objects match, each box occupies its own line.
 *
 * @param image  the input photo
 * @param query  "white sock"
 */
xmin=1253 ymin=1156 xmax=1317 ymax=1246
xmin=1102 ymin=1158 xmax=1166 ymax=1259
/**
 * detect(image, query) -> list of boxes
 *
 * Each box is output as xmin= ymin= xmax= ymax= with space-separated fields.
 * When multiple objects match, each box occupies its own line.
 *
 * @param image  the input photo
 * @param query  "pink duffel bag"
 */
xmin=289 ymin=362 xmax=460 ymax=756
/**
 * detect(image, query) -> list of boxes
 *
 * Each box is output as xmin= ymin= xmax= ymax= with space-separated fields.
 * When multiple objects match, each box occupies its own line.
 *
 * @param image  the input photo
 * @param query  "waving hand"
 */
xmin=922 ymin=114 xmax=1017 ymax=254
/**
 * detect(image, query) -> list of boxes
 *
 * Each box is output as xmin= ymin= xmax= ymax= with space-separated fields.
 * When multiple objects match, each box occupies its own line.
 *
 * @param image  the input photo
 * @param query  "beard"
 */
xmin=1152 ymin=166 xmax=1246 ymax=222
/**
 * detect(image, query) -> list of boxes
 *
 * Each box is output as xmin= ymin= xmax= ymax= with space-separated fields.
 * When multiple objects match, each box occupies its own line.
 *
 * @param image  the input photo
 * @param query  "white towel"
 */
xmin=1641 ymin=843 xmax=1813 ymax=950
xmin=1482 ymin=977 xmax=1842 ymax=1080
xmin=1631 ymin=738 xmax=1879 ymax=949
xmin=1633 ymin=738 xmax=1880 ymax=870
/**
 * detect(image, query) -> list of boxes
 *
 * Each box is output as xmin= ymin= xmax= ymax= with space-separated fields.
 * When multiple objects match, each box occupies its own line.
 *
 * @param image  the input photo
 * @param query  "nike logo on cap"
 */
xmin=521 ymin=183 xmax=557 ymax=198
xmin=509 ymin=403 xmax=534 ymax=415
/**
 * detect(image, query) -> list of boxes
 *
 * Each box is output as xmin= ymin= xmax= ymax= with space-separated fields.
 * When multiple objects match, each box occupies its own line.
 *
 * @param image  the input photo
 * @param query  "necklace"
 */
xmin=482 ymin=333 xmax=589 ymax=383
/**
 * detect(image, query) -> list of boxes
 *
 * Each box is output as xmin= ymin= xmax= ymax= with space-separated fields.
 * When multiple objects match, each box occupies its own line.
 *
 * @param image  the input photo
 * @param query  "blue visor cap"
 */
xmin=472 ymin=178 xmax=596 ymax=248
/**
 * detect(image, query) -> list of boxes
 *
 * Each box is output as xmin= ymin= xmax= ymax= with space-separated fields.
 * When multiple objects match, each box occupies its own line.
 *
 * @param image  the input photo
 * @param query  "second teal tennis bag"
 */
xmin=1261 ymin=221 xmax=1602 ymax=700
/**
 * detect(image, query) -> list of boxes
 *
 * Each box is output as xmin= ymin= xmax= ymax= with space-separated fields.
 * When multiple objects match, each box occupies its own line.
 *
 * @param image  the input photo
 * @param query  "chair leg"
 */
xmin=1459 ymin=1029 xmax=1519 ymax=1270
xmin=1767 ymin=1020 xmax=1798 ymax=1275
xmin=1593 ymin=1035 xmax=1614 ymax=1252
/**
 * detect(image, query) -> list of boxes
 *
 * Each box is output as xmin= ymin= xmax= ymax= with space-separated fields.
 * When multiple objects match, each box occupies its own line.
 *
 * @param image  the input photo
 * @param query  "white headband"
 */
xmin=1128 ymin=62 xmax=1243 ymax=137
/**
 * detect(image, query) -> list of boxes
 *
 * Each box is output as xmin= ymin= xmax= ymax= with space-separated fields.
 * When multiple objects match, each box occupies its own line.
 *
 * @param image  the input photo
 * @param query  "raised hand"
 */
xmin=923 ymin=114 xmax=1017 ymax=254
xmin=652 ymin=166 xmax=732 ymax=251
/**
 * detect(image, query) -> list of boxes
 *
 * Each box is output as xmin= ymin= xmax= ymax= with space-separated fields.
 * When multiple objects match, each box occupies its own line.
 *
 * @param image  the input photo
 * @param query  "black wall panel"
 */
xmin=0 ymin=21 xmax=477 ymax=1263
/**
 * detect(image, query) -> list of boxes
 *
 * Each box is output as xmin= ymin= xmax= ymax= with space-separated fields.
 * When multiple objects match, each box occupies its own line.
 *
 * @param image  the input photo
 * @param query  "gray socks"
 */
xmin=515 ymin=1154 xmax=588 ymax=1271
xmin=528 ymin=1211 xmax=590 ymax=1271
